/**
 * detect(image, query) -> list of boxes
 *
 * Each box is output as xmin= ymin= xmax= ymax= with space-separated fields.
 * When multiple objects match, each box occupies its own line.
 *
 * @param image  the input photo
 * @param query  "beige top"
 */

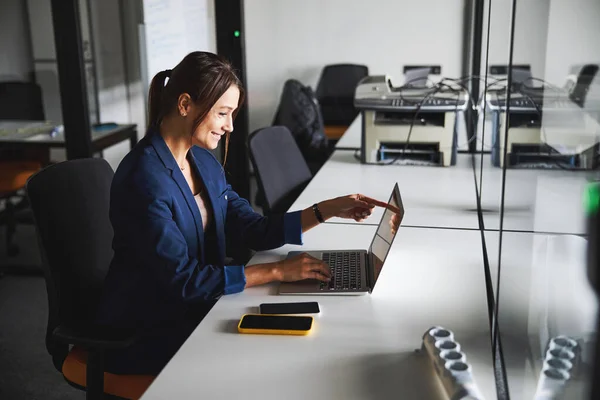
xmin=194 ymin=191 xmax=212 ymax=231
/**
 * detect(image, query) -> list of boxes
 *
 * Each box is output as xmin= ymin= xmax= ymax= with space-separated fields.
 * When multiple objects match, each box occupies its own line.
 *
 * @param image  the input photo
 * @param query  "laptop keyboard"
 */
xmin=321 ymin=251 xmax=362 ymax=291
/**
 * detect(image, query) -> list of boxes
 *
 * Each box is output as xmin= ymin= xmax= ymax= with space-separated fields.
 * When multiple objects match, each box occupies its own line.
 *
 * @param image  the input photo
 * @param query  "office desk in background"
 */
xmin=141 ymin=224 xmax=496 ymax=400
xmin=292 ymin=150 xmax=480 ymax=230
xmin=0 ymin=120 xmax=138 ymax=162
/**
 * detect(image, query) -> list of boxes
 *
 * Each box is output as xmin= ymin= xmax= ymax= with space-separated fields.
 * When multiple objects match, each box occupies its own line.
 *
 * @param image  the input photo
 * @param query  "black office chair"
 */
xmin=249 ymin=126 xmax=313 ymax=214
xmin=315 ymin=64 xmax=369 ymax=127
xmin=26 ymin=158 xmax=154 ymax=400
xmin=272 ymin=79 xmax=332 ymax=175
xmin=570 ymin=64 xmax=599 ymax=108
xmin=0 ymin=81 xmax=45 ymax=263
xmin=0 ymin=81 xmax=45 ymax=121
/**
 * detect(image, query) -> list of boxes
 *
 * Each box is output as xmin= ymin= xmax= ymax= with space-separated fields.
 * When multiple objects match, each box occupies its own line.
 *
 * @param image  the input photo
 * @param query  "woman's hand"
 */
xmin=276 ymin=253 xmax=331 ymax=282
xmin=320 ymin=194 xmax=389 ymax=222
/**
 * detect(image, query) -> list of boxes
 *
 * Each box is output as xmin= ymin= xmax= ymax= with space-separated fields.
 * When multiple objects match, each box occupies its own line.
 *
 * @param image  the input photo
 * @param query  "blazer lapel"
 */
xmin=189 ymin=150 xmax=226 ymax=263
xmin=149 ymin=133 xmax=205 ymax=259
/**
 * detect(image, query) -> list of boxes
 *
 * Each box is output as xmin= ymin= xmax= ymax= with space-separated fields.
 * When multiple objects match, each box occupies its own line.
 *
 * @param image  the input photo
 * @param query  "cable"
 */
xmin=383 ymin=82 xmax=462 ymax=165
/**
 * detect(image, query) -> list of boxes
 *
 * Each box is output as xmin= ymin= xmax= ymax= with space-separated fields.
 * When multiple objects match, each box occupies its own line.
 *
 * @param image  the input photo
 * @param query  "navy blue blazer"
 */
xmin=96 ymin=131 xmax=302 ymax=372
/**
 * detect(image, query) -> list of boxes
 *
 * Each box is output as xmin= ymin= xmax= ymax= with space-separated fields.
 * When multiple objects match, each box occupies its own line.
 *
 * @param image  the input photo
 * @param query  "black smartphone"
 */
xmin=238 ymin=314 xmax=313 ymax=335
xmin=259 ymin=301 xmax=320 ymax=315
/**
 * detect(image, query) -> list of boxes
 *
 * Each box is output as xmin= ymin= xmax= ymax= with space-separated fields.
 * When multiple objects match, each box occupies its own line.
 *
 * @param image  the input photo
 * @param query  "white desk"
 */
xmin=142 ymin=224 xmax=496 ymax=400
xmin=291 ymin=150 xmax=480 ymax=230
xmin=483 ymin=231 xmax=596 ymax=400
xmin=475 ymin=154 xmax=590 ymax=234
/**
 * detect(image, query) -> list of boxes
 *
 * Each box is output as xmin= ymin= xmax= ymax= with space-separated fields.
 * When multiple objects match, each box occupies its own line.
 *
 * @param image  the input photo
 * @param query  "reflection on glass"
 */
xmin=369 ymin=187 xmax=404 ymax=284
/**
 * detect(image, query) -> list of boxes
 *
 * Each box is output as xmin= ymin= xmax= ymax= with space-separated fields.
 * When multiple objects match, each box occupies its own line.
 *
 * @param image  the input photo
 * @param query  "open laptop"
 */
xmin=279 ymin=183 xmax=404 ymax=295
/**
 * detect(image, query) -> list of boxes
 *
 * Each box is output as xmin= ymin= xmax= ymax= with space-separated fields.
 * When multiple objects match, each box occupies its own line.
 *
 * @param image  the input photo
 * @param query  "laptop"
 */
xmin=279 ymin=183 xmax=404 ymax=295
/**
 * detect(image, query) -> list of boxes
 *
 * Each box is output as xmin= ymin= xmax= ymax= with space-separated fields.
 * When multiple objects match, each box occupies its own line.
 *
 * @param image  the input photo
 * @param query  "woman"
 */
xmin=97 ymin=51 xmax=386 ymax=375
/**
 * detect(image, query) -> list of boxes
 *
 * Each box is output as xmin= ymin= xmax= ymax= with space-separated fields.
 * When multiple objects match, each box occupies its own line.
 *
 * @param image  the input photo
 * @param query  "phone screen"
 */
xmin=259 ymin=302 xmax=320 ymax=315
xmin=239 ymin=314 xmax=313 ymax=331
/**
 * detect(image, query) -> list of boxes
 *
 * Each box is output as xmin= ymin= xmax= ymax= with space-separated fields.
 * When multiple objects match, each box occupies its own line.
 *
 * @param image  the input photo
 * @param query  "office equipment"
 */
xmin=259 ymin=302 xmax=320 ymax=315
xmin=404 ymin=67 xmax=431 ymax=88
xmin=26 ymin=159 xmax=154 ymax=400
xmin=316 ymin=64 xmax=369 ymax=127
xmin=421 ymin=326 xmax=485 ymax=400
xmin=238 ymin=314 xmax=314 ymax=335
xmin=249 ymin=126 xmax=313 ymax=214
xmin=279 ymin=183 xmax=404 ymax=295
xmin=485 ymin=85 xmax=600 ymax=169
xmin=354 ymin=75 xmax=469 ymax=166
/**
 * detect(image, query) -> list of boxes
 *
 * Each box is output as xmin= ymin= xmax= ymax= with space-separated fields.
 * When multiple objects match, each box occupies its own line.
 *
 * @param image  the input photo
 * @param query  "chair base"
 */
xmin=62 ymin=347 xmax=155 ymax=400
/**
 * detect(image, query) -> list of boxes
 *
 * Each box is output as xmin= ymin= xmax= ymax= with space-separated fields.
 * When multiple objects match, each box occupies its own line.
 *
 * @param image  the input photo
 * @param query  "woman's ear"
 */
xmin=177 ymin=93 xmax=192 ymax=117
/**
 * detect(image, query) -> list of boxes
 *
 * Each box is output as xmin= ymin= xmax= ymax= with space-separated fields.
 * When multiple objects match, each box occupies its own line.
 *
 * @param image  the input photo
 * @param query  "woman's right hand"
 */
xmin=277 ymin=253 xmax=331 ymax=283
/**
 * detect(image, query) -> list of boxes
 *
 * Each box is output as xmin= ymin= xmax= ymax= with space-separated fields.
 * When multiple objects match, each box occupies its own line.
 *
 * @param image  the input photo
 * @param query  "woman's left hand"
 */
xmin=320 ymin=194 xmax=389 ymax=222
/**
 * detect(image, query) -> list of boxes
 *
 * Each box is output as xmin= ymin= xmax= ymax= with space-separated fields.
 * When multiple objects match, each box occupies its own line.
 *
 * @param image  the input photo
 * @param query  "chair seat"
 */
xmin=62 ymin=346 xmax=155 ymax=400
xmin=0 ymin=161 xmax=41 ymax=194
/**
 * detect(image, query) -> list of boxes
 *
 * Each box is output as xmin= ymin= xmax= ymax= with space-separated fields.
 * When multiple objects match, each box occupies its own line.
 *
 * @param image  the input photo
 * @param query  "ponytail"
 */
xmin=148 ymin=69 xmax=172 ymax=129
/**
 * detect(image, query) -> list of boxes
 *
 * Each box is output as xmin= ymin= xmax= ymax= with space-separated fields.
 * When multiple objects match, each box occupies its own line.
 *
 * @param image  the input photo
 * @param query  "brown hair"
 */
xmin=148 ymin=51 xmax=245 ymax=163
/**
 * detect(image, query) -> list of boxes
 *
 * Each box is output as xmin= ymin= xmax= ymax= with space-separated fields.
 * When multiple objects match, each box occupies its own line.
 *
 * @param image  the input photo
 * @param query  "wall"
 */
xmin=480 ymin=0 xmax=550 ymax=80
xmin=243 ymin=0 xmax=466 ymax=132
xmin=0 ymin=0 xmax=33 ymax=81
xmin=544 ymin=0 xmax=600 ymax=86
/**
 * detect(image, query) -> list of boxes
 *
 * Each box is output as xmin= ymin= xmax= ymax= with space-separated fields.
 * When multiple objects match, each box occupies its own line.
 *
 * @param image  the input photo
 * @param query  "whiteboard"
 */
xmin=142 ymin=0 xmax=216 ymax=87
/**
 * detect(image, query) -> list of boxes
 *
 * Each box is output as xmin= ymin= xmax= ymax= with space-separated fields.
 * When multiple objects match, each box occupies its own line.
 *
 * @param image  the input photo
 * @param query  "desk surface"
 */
xmin=476 ymin=154 xmax=590 ymax=234
xmin=483 ymin=231 xmax=595 ymax=399
xmin=141 ymin=224 xmax=496 ymax=400
xmin=0 ymin=120 xmax=136 ymax=148
xmin=291 ymin=150 xmax=480 ymax=230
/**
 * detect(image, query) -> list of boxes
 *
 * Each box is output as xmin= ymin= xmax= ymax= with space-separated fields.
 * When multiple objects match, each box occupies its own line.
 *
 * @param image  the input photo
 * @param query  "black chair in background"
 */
xmin=570 ymin=64 xmax=599 ymax=108
xmin=0 ymin=81 xmax=45 ymax=120
xmin=0 ymin=81 xmax=45 ymax=265
xmin=315 ymin=64 xmax=369 ymax=129
xmin=27 ymin=158 xmax=154 ymax=400
xmin=249 ymin=126 xmax=313 ymax=215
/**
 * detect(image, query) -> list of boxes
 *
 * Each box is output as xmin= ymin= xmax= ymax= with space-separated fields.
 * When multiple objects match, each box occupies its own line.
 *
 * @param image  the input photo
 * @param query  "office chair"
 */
xmin=26 ymin=158 xmax=154 ymax=400
xmin=0 ymin=81 xmax=45 ymax=120
xmin=272 ymin=79 xmax=332 ymax=174
xmin=315 ymin=64 xmax=369 ymax=130
xmin=249 ymin=126 xmax=313 ymax=214
xmin=0 ymin=81 xmax=45 ymax=262
xmin=569 ymin=64 xmax=599 ymax=108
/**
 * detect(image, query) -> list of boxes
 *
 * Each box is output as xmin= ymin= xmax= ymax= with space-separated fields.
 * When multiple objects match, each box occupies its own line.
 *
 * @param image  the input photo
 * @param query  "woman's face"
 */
xmin=192 ymin=85 xmax=240 ymax=150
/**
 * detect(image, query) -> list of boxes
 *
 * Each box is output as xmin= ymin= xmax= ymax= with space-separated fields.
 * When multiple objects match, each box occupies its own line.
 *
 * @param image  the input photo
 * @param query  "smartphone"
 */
xmin=259 ymin=301 xmax=320 ymax=315
xmin=237 ymin=314 xmax=314 ymax=335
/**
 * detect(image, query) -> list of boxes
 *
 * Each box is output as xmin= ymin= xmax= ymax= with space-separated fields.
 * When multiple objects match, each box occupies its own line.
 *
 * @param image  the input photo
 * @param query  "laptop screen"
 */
xmin=368 ymin=184 xmax=404 ymax=286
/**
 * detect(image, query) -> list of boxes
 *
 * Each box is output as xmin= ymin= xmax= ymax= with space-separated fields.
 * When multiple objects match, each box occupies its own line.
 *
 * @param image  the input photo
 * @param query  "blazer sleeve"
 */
xmin=112 ymin=171 xmax=246 ymax=303
xmin=223 ymin=185 xmax=303 ymax=251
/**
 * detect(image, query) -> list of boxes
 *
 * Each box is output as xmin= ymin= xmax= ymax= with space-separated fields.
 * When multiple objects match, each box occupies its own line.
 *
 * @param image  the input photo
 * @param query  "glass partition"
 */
xmin=489 ymin=1 xmax=600 ymax=398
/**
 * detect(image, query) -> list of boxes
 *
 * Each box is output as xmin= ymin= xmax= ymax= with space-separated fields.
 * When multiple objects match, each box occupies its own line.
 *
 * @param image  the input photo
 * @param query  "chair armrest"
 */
xmin=53 ymin=325 xmax=137 ymax=350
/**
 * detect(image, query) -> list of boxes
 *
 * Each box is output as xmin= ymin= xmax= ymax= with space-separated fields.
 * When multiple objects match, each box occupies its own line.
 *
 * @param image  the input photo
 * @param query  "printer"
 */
xmin=354 ymin=75 xmax=468 ymax=166
xmin=485 ymin=86 xmax=600 ymax=169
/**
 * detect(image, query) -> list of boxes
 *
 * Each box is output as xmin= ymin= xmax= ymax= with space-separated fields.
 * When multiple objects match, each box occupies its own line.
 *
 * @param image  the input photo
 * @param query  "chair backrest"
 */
xmin=570 ymin=64 xmax=599 ymax=107
xmin=249 ymin=126 xmax=312 ymax=214
xmin=272 ymin=79 xmax=331 ymax=173
xmin=0 ymin=81 xmax=45 ymax=120
xmin=316 ymin=64 xmax=369 ymax=99
xmin=315 ymin=64 xmax=369 ymax=126
xmin=26 ymin=158 xmax=114 ymax=363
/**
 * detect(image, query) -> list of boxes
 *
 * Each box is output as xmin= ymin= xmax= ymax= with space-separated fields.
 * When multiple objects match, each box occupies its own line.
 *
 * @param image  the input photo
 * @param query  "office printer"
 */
xmin=354 ymin=75 xmax=468 ymax=166
xmin=486 ymin=86 xmax=600 ymax=169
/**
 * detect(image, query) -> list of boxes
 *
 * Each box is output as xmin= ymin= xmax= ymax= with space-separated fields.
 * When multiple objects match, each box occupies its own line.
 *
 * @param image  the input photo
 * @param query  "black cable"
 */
xmin=383 ymin=82 xmax=462 ymax=165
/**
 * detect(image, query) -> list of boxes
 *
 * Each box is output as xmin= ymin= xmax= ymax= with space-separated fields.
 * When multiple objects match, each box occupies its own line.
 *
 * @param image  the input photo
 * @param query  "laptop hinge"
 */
xmin=366 ymin=252 xmax=374 ymax=290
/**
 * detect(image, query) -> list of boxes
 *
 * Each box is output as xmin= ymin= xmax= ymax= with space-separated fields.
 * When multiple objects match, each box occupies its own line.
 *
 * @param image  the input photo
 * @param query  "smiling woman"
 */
xmin=94 ymin=51 xmax=389 ymax=376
